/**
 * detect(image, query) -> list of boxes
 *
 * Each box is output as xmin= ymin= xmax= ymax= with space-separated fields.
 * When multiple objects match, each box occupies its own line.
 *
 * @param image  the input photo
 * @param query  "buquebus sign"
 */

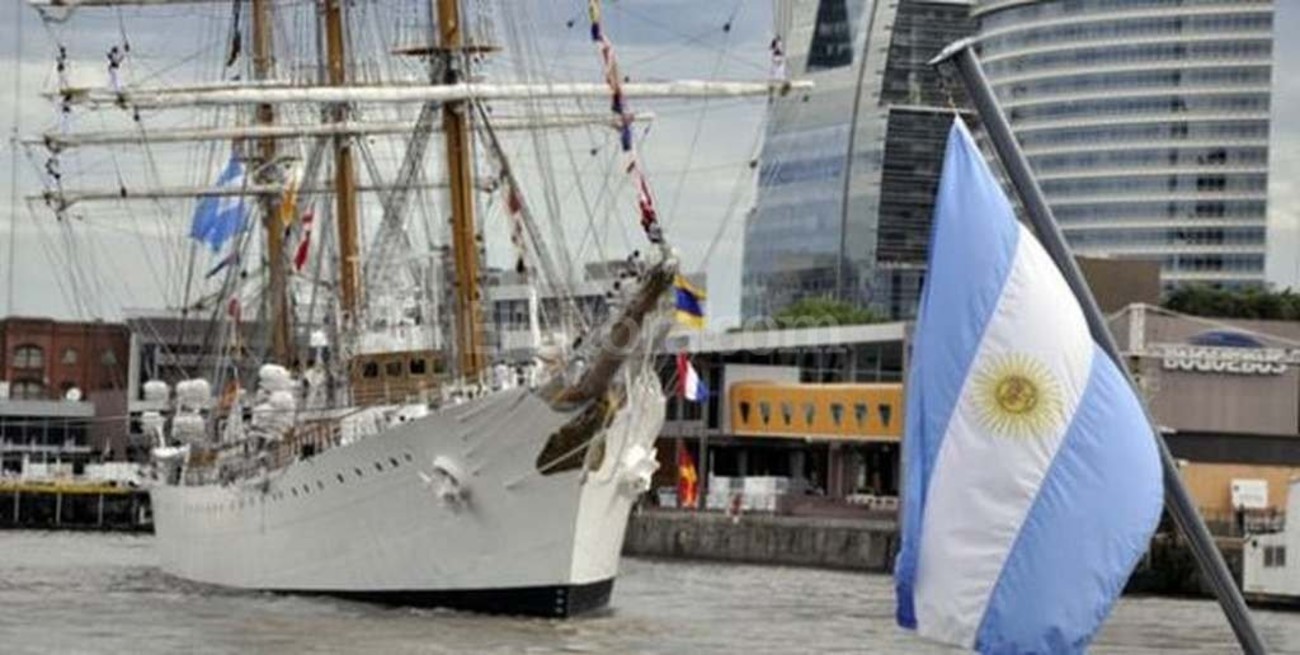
xmin=1159 ymin=345 xmax=1300 ymax=376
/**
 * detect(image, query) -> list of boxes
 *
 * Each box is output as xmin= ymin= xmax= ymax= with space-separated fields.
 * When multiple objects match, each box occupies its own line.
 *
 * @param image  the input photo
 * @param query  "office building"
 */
xmin=974 ymin=0 xmax=1300 ymax=290
xmin=742 ymin=0 xmax=976 ymax=321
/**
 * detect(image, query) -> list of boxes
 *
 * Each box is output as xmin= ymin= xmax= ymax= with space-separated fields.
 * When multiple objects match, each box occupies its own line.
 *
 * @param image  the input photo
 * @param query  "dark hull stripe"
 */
xmin=278 ymin=578 xmax=615 ymax=618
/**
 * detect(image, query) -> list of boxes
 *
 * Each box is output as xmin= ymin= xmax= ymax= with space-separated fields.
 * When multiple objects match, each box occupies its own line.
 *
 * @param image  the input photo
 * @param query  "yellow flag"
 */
xmin=277 ymin=166 xmax=301 ymax=229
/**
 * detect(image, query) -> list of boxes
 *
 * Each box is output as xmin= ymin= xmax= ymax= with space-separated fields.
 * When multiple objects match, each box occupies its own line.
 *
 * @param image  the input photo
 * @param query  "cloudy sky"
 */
xmin=5 ymin=0 xmax=1297 ymax=327
xmin=0 ymin=0 xmax=775 ymax=325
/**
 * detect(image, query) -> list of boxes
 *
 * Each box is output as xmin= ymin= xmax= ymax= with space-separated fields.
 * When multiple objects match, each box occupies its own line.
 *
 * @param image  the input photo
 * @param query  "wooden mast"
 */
xmin=436 ymin=0 xmax=485 ymax=380
xmin=251 ymin=0 xmax=291 ymax=363
xmin=324 ymin=0 xmax=361 ymax=328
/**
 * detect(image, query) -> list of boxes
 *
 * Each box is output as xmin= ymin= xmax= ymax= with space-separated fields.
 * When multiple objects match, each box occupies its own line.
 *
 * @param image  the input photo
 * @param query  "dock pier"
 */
xmin=625 ymin=509 xmax=1246 ymax=599
xmin=0 ymin=481 xmax=151 ymax=532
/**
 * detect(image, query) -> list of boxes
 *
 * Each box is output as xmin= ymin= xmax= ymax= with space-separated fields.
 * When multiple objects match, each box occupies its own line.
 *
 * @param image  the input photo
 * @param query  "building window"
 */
xmin=62 ymin=348 xmax=78 ymax=365
xmin=386 ymin=361 xmax=403 ymax=378
xmin=13 ymin=345 xmax=43 ymax=369
xmin=12 ymin=379 xmax=46 ymax=399
xmin=830 ymin=403 xmax=844 ymax=426
xmin=410 ymin=358 xmax=428 ymax=376
xmin=362 ymin=362 xmax=379 ymax=379
xmin=1265 ymin=545 xmax=1287 ymax=568
xmin=101 ymin=350 xmax=118 ymax=367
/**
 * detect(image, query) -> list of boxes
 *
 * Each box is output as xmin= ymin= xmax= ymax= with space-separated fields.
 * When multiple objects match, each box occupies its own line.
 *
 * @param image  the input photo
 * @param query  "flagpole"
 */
xmin=931 ymin=39 xmax=1266 ymax=655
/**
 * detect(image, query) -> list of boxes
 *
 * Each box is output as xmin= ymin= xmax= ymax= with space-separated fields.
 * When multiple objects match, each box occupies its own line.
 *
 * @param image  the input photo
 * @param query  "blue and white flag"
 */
xmin=190 ymin=156 xmax=248 ymax=252
xmin=894 ymin=120 xmax=1162 ymax=654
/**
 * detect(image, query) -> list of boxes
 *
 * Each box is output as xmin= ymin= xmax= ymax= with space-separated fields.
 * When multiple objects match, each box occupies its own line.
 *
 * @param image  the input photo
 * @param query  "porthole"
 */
xmin=337 ymin=473 xmax=345 ymax=483
xmin=292 ymin=488 xmax=299 ymax=497
xmin=354 ymin=467 xmax=364 ymax=477
xmin=374 ymin=461 xmax=383 ymax=472
xmin=389 ymin=457 xmax=400 ymax=468
xmin=316 ymin=480 xmax=325 ymax=490
xmin=403 ymin=453 xmax=413 ymax=462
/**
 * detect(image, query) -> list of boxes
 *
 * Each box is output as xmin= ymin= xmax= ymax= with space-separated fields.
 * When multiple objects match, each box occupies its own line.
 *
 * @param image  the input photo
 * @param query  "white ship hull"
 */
xmin=151 ymin=374 xmax=665 ymax=617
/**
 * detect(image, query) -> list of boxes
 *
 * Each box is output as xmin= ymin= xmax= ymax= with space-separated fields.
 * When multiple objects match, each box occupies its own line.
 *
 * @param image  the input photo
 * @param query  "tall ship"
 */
xmin=25 ymin=0 xmax=795 ymax=615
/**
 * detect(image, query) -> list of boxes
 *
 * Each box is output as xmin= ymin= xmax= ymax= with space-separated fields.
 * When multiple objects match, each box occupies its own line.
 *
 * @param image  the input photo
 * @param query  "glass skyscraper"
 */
xmin=742 ymin=0 xmax=975 ymax=322
xmin=975 ymin=0 xmax=1300 ymax=290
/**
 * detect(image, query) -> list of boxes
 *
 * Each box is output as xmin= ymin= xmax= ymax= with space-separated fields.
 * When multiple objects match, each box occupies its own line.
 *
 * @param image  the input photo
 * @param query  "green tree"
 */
xmin=1162 ymin=285 xmax=1300 ymax=321
xmin=767 ymin=297 xmax=886 ymax=330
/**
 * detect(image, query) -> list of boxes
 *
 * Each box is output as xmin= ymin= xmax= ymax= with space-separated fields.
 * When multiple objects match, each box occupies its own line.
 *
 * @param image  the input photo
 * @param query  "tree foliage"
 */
xmin=1162 ymin=285 xmax=1300 ymax=321
xmin=767 ymin=297 xmax=886 ymax=330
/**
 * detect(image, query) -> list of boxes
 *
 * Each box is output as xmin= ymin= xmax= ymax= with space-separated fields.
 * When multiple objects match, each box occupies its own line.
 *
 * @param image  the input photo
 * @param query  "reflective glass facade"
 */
xmin=975 ymin=0 xmax=1286 ymax=288
xmin=742 ymin=0 xmax=975 ymax=321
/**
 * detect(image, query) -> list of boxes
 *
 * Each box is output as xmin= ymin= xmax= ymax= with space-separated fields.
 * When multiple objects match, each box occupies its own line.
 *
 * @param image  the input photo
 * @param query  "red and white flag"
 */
xmin=293 ymin=207 xmax=314 ymax=271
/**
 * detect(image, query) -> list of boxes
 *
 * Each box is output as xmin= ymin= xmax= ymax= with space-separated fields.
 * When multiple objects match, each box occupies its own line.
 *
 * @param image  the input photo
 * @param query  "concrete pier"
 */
xmin=0 ymin=481 xmax=151 ymax=532
xmin=625 ymin=510 xmax=1246 ymax=600
xmin=624 ymin=509 xmax=899 ymax=572
xmin=1127 ymin=534 xmax=1245 ymax=597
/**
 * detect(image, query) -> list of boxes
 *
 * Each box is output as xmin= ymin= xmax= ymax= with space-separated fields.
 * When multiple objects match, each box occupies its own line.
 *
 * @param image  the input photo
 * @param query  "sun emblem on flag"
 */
xmin=973 ymin=353 xmax=1064 ymax=439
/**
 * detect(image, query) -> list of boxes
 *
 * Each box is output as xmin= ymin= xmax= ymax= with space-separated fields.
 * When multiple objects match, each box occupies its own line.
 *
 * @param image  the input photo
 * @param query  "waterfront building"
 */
xmin=656 ymin=287 xmax=1300 ymax=529
xmin=0 ymin=317 xmax=131 ymax=470
xmin=485 ymin=261 xmax=705 ymax=365
xmin=742 ymin=0 xmax=975 ymax=321
xmin=974 ymin=0 xmax=1300 ymax=291
xmin=656 ymin=322 xmax=907 ymax=511
xmin=1112 ymin=304 xmax=1300 ymax=529
xmin=123 ymin=309 xmax=273 ymax=393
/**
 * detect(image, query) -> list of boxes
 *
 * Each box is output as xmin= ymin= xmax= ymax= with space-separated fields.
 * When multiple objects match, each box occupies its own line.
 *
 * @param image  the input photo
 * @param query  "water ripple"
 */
xmin=0 ymin=532 xmax=1297 ymax=654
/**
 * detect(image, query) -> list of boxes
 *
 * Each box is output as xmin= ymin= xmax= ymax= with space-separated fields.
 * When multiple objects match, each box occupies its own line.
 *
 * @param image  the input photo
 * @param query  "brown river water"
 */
xmin=1 ymin=531 xmax=1298 ymax=654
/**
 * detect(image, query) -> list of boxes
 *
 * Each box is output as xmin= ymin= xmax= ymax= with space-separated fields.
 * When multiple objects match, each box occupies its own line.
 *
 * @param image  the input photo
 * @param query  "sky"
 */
xmin=0 ymin=0 xmax=776 ymax=325
xmin=5 ymin=1 xmax=1297 ymax=327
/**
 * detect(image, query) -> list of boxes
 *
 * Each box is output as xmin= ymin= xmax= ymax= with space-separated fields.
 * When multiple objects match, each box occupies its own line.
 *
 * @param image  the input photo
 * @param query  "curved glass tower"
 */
xmin=742 ymin=0 xmax=975 ymax=321
xmin=974 ymin=0 xmax=1284 ymax=289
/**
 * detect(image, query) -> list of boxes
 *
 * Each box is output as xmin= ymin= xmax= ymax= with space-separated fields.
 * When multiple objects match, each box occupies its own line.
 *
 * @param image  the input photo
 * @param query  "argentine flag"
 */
xmin=894 ymin=121 xmax=1162 ymax=654
xmin=190 ymin=156 xmax=249 ymax=252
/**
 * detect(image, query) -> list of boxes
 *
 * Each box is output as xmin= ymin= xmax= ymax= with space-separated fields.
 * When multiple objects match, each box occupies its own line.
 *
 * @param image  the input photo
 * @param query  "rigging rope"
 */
xmin=665 ymin=1 xmax=743 ymax=223
xmin=586 ymin=0 xmax=663 ymax=246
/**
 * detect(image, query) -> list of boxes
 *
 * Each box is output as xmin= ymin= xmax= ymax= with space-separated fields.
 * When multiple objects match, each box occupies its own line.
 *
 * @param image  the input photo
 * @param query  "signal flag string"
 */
xmin=586 ymin=0 xmax=664 ymax=246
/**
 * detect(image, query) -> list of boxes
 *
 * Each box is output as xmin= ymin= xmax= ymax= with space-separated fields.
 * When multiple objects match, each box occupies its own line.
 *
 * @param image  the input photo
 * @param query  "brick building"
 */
xmin=0 ymin=317 xmax=130 ymax=400
xmin=0 ymin=318 xmax=131 ymax=471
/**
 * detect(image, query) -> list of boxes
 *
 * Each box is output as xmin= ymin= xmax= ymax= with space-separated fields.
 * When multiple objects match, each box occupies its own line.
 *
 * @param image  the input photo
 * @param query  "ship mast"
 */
xmin=252 ymin=0 xmax=291 ymax=364
xmin=324 ymin=0 xmax=361 ymax=328
xmin=436 ymin=0 xmax=485 ymax=380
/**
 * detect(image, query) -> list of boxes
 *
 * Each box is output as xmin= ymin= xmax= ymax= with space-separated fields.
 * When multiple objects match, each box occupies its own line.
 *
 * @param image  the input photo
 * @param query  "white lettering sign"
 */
xmin=1231 ymin=479 xmax=1268 ymax=510
xmin=1157 ymin=344 xmax=1300 ymax=376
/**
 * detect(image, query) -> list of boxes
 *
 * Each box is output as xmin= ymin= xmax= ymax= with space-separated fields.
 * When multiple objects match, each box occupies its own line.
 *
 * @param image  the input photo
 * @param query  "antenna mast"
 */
xmin=436 ymin=0 xmax=485 ymax=380
xmin=252 ymin=0 xmax=291 ymax=363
